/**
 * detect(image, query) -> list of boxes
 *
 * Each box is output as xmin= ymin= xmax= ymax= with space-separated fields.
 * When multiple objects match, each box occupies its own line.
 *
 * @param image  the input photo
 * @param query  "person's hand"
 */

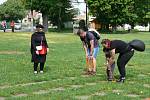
xmin=89 ymin=55 xmax=93 ymax=60
xmin=36 ymin=51 xmax=39 ymax=55
xmin=47 ymin=48 xmax=49 ymax=52
xmin=86 ymin=53 xmax=88 ymax=59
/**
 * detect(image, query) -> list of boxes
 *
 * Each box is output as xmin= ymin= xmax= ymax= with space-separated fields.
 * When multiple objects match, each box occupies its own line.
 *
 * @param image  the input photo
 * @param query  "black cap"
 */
xmin=36 ymin=24 xmax=44 ymax=28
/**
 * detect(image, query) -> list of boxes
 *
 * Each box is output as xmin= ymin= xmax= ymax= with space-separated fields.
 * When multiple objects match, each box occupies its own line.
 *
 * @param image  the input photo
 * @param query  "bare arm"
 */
xmin=82 ymin=41 xmax=88 ymax=56
xmin=89 ymin=40 xmax=94 ymax=56
xmin=108 ymin=49 xmax=115 ymax=65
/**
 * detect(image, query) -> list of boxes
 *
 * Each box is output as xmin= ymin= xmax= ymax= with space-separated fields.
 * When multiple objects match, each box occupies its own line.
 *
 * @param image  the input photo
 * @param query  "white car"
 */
xmin=15 ymin=23 xmax=22 ymax=30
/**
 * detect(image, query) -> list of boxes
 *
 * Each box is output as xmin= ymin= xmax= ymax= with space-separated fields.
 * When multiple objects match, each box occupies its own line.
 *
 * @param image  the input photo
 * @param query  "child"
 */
xmin=103 ymin=48 xmax=115 ymax=81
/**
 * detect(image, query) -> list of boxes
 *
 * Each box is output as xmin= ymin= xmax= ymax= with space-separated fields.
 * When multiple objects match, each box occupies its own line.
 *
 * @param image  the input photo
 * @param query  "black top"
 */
xmin=110 ymin=40 xmax=132 ymax=54
xmin=30 ymin=32 xmax=48 ymax=63
xmin=31 ymin=32 xmax=48 ymax=53
xmin=80 ymin=32 xmax=99 ymax=48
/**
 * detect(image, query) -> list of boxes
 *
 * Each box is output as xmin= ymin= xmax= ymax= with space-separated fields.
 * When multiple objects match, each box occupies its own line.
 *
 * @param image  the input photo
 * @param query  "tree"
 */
xmin=48 ymin=0 xmax=74 ymax=31
xmin=23 ymin=0 xmax=74 ymax=31
xmin=87 ymin=0 xmax=149 ymax=31
xmin=133 ymin=0 xmax=150 ymax=27
xmin=0 ymin=0 xmax=26 ymax=21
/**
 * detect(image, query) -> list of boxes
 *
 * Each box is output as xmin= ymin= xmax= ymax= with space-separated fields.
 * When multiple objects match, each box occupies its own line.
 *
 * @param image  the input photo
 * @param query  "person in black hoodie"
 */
xmin=31 ymin=24 xmax=49 ymax=74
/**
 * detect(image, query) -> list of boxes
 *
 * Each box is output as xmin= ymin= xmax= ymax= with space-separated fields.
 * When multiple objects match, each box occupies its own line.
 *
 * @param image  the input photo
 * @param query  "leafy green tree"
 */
xmin=87 ymin=0 xmax=149 ymax=31
xmin=133 ymin=0 xmax=150 ymax=27
xmin=23 ymin=0 xmax=74 ymax=31
xmin=0 ymin=0 xmax=26 ymax=21
xmin=48 ymin=0 xmax=74 ymax=31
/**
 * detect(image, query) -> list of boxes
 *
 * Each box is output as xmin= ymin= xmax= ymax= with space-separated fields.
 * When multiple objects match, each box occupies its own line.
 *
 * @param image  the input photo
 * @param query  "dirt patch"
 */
xmin=143 ymin=84 xmax=150 ymax=88
xmin=92 ymin=92 xmax=106 ymax=96
xmin=68 ymin=77 xmax=76 ymax=80
xmin=33 ymin=90 xmax=49 ymax=94
xmin=147 ymin=73 xmax=150 ymax=75
xmin=126 ymin=94 xmax=140 ymax=97
xmin=0 ymin=85 xmax=10 ymax=89
xmin=112 ymin=90 xmax=123 ymax=93
xmin=50 ymin=87 xmax=65 ymax=91
xmin=0 ymin=51 xmax=25 ymax=55
xmin=0 ymin=97 xmax=5 ymax=100
xmin=16 ymin=81 xmax=48 ymax=87
xmin=75 ymin=95 xmax=90 ymax=100
xmin=70 ymin=85 xmax=83 ymax=88
xmin=0 ymin=81 xmax=48 ymax=89
xmin=86 ymin=83 xmax=97 ymax=86
xmin=138 ymin=74 xmax=147 ymax=77
xmin=13 ymin=93 xmax=28 ymax=97
xmin=81 ymin=75 xmax=89 ymax=78
xmin=96 ymin=74 xmax=103 ymax=76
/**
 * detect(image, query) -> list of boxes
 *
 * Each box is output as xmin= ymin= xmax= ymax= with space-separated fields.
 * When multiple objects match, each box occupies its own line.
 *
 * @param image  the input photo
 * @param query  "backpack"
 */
xmin=128 ymin=39 xmax=145 ymax=52
xmin=88 ymin=28 xmax=100 ymax=40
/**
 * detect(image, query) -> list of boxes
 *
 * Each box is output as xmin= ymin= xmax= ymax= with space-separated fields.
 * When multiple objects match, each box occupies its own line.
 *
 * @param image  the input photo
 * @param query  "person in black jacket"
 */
xmin=31 ymin=24 xmax=49 ymax=74
xmin=101 ymin=39 xmax=134 ymax=83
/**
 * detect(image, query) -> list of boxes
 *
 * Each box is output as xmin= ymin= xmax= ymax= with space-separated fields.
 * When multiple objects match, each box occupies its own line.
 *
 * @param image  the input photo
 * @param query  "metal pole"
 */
xmin=31 ymin=0 xmax=34 ymax=32
xmin=85 ymin=3 xmax=88 ymax=27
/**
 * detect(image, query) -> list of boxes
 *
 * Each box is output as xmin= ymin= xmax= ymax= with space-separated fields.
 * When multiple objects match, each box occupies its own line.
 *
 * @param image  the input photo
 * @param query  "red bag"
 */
xmin=38 ymin=36 xmax=47 ymax=55
xmin=39 ymin=46 xmax=47 ymax=55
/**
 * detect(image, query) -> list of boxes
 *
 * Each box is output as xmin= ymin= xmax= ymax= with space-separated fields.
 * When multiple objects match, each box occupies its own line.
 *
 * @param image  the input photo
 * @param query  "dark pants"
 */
xmin=34 ymin=62 xmax=45 ymax=71
xmin=11 ymin=26 xmax=14 ymax=32
xmin=3 ymin=26 xmax=6 ymax=32
xmin=117 ymin=50 xmax=134 ymax=78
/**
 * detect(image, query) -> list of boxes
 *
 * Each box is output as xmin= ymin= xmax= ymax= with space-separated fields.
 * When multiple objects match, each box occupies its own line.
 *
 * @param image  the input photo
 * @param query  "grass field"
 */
xmin=0 ymin=31 xmax=150 ymax=100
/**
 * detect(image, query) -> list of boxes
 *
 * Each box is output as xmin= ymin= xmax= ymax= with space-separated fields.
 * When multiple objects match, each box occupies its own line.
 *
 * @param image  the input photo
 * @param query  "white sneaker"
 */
xmin=40 ymin=71 xmax=43 ymax=73
xmin=34 ymin=71 xmax=38 ymax=74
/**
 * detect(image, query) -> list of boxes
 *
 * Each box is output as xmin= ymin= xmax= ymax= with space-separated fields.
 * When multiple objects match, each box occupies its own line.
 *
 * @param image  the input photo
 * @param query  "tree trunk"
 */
xmin=106 ymin=24 xmax=109 ymax=30
xmin=57 ymin=7 xmax=62 ymax=31
xmin=42 ymin=13 xmax=48 ymax=32
xmin=148 ymin=22 xmax=150 ymax=32
xmin=112 ymin=24 xmax=117 ymax=32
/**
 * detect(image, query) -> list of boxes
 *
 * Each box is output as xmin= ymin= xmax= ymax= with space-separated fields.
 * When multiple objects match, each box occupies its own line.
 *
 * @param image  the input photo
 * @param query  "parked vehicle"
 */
xmin=14 ymin=23 xmax=22 ymax=30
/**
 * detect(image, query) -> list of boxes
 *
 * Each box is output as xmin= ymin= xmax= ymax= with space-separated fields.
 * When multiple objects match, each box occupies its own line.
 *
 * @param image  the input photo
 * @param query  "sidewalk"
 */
xmin=0 ymin=29 xmax=32 ymax=32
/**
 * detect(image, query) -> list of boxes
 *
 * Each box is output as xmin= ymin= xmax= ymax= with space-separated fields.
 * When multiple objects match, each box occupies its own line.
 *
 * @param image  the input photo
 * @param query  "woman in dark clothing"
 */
xmin=101 ymin=39 xmax=134 ymax=83
xmin=31 ymin=24 xmax=49 ymax=74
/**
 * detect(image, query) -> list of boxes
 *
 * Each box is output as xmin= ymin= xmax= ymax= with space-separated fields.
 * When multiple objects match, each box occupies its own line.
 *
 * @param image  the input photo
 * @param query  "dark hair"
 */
xmin=101 ymin=39 xmax=110 ymax=44
xmin=79 ymin=20 xmax=88 ymax=31
xmin=36 ymin=24 xmax=44 ymax=28
xmin=101 ymin=39 xmax=111 ymax=48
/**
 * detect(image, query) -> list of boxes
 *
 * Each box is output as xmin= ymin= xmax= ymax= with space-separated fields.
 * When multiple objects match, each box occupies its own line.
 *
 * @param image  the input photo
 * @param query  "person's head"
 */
xmin=36 ymin=24 xmax=44 ymax=32
xmin=101 ymin=39 xmax=111 ymax=48
xmin=77 ymin=29 xmax=86 ymax=38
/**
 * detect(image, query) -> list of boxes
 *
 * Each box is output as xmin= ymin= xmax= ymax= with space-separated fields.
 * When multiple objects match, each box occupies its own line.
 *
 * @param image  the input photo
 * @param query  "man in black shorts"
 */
xmin=101 ymin=39 xmax=134 ymax=83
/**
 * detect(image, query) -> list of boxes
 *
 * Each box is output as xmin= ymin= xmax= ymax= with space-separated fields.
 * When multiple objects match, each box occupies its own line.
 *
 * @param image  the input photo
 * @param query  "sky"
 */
xmin=0 ymin=0 xmax=6 ymax=5
xmin=71 ymin=0 xmax=86 ymax=14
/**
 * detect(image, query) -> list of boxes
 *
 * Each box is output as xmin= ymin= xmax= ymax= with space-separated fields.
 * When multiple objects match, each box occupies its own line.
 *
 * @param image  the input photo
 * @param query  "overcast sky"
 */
xmin=72 ymin=0 xmax=86 ymax=14
xmin=0 ymin=0 xmax=6 ymax=4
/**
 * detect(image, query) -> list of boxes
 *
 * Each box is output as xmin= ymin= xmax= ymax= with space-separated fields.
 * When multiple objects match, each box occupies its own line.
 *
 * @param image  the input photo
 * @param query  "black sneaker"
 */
xmin=117 ymin=77 xmax=125 ymax=83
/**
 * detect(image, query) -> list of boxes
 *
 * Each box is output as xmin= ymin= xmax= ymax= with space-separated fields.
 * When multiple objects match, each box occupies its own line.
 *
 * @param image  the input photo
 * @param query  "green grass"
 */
xmin=0 ymin=32 xmax=150 ymax=100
